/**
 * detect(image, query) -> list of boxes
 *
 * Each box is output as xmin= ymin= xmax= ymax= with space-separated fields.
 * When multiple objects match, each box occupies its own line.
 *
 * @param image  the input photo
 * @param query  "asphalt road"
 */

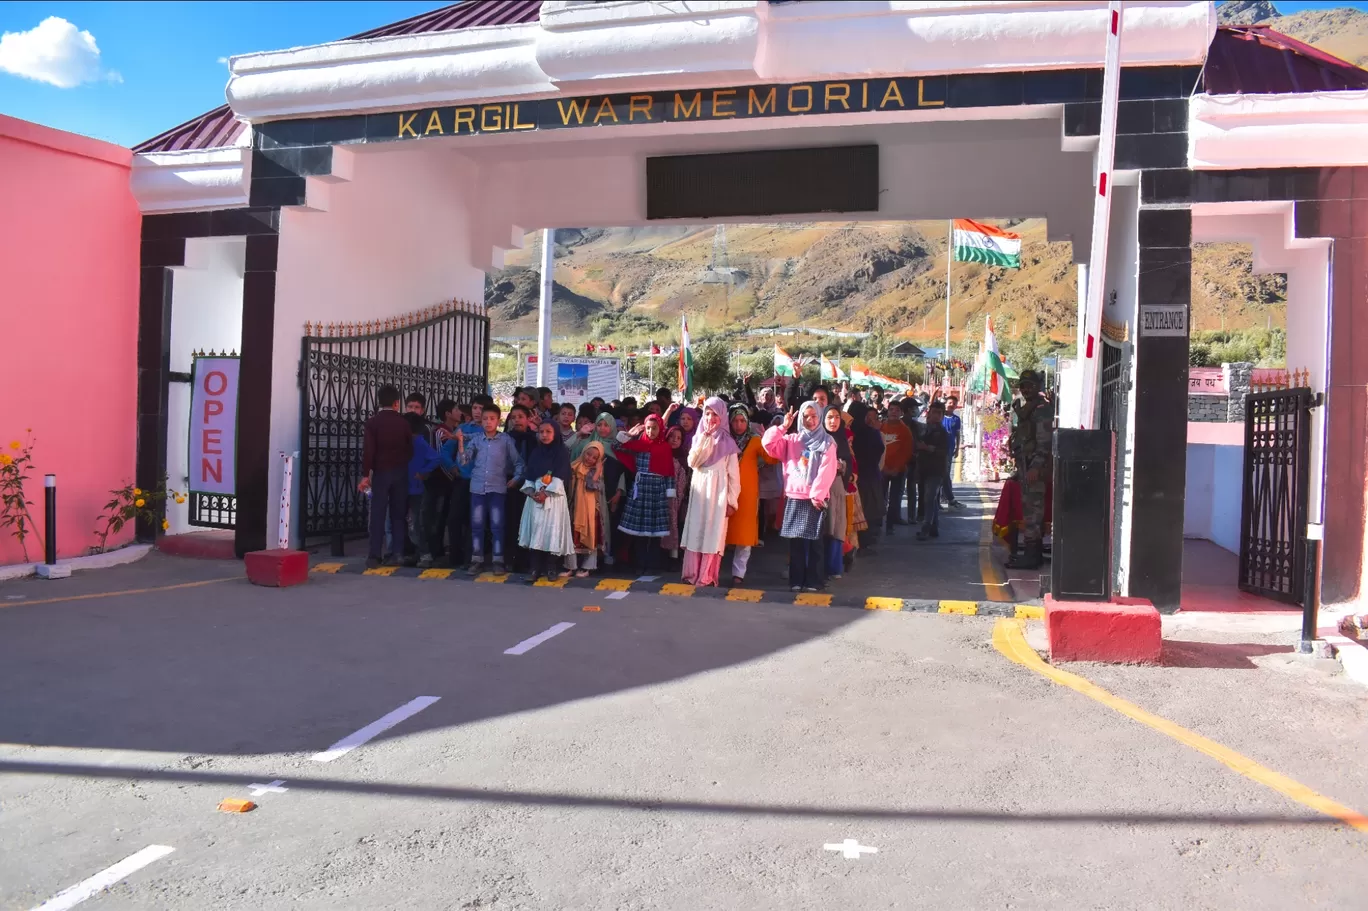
xmin=2 ymin=555 xmax=1366 ymax=909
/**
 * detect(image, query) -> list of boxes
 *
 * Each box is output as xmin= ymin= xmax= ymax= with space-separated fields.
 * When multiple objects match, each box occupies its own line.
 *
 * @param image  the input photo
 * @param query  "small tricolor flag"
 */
xmin=984 ymin=316 xmax=1012 ymax=403
xmin=774 ymin=345 xmax=797 ymax=378
xmin=819 ymin=354 xmax=847 ymax=381
xmin=679 ymin=317 xmax=693 ymax=398
xmin=952 ymin=219 xmax=1022 ymax=269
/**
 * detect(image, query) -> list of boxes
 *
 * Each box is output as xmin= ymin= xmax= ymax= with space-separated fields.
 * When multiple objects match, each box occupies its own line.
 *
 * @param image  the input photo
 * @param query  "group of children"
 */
xmin=358 ymin=379 xmax=961 ymax=592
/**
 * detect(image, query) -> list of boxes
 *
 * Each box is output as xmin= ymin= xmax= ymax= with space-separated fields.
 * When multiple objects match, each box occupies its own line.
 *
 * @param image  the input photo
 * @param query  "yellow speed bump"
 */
xmin=938 ymin=600 xmax=978 ymax=615
xmin=582 ymin=605 xmax=602 ymax=612
xmin=363 ymin=566 xmax=398 ymax=577
xmin=534 ymin=578 xmax=569 ymax=588
xmin=1015 ymin=604 xmax=1045 ymax=620
xmin=660 ymin=583 xmax=695 ymax=597
xmin=311 ymin=563 xmax=344 ymax=574
xmin=595 ymin=578 xmax=632 ymax=591
xmin=475 ymin=572 xmax=510 ymax=584
xmin=418 ymin=568 xmax=454 ymax=580
xmin=726 ymin=588 xmax=765 ymax=602
xmin=794 ymin=592 xmax=832 ymax=607
xmin=865 ymin=597 xmax=903 ymax=611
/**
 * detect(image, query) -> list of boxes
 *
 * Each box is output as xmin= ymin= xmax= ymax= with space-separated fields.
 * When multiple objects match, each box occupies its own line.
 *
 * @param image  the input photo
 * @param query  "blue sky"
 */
xmin=0 ymin=1 xmax=449 ymax=146
xmin=1 ymin=1 xmax=1366 ymax=148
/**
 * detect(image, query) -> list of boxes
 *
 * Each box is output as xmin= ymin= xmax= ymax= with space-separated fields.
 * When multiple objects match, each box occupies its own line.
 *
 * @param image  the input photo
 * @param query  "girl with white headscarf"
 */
xmin=680 ymin=397 xmax=741 ymax=586
xmin=762 ymin=400 xmax=839 ymax=592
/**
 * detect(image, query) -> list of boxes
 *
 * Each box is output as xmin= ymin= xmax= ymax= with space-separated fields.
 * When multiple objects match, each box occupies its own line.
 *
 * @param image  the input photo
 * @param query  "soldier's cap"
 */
xmin=1018 ymin=369 xmax=1044 ymax=386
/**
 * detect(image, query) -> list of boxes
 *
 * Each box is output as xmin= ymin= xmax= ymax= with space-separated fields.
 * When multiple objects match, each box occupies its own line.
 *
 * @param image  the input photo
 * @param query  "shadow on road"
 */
xmin=0 ymin=761 xmax=1341 ymax=828
xmin=0 ymin=553 xmax=866 ymax=756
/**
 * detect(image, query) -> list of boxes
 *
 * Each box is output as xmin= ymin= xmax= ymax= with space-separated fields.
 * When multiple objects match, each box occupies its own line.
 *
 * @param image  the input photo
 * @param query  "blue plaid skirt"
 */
xmin=781 ymin=497 xmax=825 ymax=541
xmin=619 ymin=468 xmax=670 ymax=537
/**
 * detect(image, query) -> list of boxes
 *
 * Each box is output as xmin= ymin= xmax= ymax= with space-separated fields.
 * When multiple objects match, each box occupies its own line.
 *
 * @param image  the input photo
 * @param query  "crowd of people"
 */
xmin=358 ymin=376 xmax=971 ymax=592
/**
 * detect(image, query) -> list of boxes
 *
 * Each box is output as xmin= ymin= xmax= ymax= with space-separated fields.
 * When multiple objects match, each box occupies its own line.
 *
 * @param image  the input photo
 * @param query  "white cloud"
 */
xmin=217 ymin=56 xmax=229 ymax=66
xmin=0 ymin=16 xmax=119 ymax=88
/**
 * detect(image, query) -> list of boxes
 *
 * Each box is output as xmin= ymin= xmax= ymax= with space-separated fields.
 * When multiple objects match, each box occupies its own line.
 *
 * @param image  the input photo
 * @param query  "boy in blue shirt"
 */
xmin=442 ymin=404 xmax=524 ymax=574
xmin=403 ymin=412 xmax=442 ymax=567
xmin=941 ymin=397 xmax=964 ymax=509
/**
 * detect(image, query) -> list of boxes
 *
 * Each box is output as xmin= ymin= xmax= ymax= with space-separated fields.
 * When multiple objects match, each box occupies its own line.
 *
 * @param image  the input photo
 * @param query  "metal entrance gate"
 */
xmin=299 ymin=302 xmax=489 ymax=544
xmin=1238 ymin=386 xmax=1315 ymax=604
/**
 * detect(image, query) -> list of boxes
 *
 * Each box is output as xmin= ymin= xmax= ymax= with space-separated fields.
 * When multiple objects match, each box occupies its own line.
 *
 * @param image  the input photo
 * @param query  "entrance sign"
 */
xmin=1188 ymin=367 xmax=1227 ymax=396
xmin=523 ymin=356 xmax=620 ymax=406
xmin=1139 ymin=305 xmax=1188 ymax=337
xmin=188 ymin=356 xmax=240 ymax=496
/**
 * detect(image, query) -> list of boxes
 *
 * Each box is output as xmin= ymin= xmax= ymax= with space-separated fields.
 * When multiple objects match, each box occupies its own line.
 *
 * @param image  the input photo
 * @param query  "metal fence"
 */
xmin=299 ymin=302 xmax=489 ymax=542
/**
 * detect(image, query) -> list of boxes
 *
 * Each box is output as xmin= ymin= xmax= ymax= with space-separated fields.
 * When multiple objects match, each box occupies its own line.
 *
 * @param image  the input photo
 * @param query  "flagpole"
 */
xmin=945 ymin=219 xmax=953 ymax=371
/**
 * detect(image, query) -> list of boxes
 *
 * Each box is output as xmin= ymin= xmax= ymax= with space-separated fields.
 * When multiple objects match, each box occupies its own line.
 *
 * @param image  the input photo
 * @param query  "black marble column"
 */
xmin=1128 ymin=207 xmax=1192 ymax=611
xmin=234 ymin=234 xmax=280 ymax=556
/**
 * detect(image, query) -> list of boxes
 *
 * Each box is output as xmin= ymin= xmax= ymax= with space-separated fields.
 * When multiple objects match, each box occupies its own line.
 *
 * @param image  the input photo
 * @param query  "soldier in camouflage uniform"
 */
xmin=1006 ymin=370 xmax=1052 ymax=570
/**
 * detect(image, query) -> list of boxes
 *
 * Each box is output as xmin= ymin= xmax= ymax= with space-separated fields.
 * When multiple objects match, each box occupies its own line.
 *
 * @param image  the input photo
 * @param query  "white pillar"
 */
xmin=536 ymin=228 xmax=554 ymax=387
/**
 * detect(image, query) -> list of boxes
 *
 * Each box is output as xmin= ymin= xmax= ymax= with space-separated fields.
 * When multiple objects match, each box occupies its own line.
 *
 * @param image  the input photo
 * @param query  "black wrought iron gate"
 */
xmin=1239 ymin=386 xmax=1315 ymax=604
xmin=299 ymin=302 xmax=489 ymax=544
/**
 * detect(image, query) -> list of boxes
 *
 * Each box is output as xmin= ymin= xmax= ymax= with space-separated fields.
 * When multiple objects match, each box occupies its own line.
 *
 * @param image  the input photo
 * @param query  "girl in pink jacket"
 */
xmin=762 ymin=400 xmax=838 ymax=592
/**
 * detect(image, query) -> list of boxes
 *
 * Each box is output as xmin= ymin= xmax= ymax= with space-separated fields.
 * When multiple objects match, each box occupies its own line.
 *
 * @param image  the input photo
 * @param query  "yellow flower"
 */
xmin=135 ymin=498 xmax=146 ymax=508
xmin=7 ymin=441 xmax=19 ymax=451
xmin=0 ymin=454 xmax=11 ymax=466
xmin=133 ymin=487 xmax=142 ymax=496
xmin=176 ymin=495 xmax=186 ymax=504
xmin=161 ymin=519 xmax=169 ymax=531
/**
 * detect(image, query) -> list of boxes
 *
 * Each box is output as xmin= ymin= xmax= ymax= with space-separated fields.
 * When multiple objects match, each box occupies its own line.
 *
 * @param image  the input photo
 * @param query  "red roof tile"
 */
xmin=1205 ymin=25 xmax=1368 ymax=95
xmin=135 ymin=1 xmax=543 ymax=153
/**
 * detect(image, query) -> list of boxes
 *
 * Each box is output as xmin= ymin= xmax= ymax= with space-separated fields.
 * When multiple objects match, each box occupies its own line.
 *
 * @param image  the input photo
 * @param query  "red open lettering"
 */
xmin=203 ymin=428 xmax=222 ymax=455
xmin=203 ymin=370 xmax=228 ymax=396
xmin=203 ymin=399 xmax=223 ymax=422
xmin=202 ymin=458 xmax=222 ymax=483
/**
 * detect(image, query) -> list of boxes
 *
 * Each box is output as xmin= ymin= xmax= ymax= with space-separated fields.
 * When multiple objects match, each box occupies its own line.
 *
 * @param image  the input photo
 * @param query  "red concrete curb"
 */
xmin=156 ymin=531 xmax=237 ymax=560
xmin=1045 ymin=595 xmax=1161 ymax=664
xmin=245 ymin=550 xmax=309 ymax=587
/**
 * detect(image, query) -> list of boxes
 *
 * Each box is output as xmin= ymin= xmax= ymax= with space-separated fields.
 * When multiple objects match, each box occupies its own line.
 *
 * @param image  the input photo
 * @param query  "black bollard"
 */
xmin=1050 ymin=429 xmax=1114 ymax=602
xmin=44 ymin=474 xmax=56 ymax=565
xmin=36 ymin=474 xmax=69 ymax=578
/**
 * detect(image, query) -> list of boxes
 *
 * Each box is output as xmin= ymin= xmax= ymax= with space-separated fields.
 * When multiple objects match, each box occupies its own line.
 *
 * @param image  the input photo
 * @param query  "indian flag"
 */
xmin=984 ymin=316 xmax=1011 ymax=403
xmin=819 ymin=354 xmax=847 ymax=381
xmin=850 ymin=360 xmax=872 ymax=385
xmin=953 ymin=219 xmax=1022 ymax=269
xmin=774 ymin=345 xmax=797 ymax=378
xmin=679 ymin=316 xmax=693 ymax=398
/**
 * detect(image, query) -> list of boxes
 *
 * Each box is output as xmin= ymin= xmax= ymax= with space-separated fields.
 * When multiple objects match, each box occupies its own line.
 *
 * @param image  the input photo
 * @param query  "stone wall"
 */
xmin=1186 ymin=362 xmax=1253 ymax=423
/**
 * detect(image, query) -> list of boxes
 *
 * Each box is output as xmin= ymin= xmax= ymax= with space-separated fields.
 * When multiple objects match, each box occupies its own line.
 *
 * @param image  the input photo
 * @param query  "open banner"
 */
xmin=187 ymin=355 xmax=240 ymax=496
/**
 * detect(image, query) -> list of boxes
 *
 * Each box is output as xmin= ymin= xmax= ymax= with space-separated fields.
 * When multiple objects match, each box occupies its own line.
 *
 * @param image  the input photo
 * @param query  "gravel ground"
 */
xmin=2 ymin=557 xmax=1366 ymax=909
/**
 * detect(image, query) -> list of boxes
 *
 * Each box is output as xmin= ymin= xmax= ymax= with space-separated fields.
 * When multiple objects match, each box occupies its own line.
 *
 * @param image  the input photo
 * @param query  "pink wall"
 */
xmin=0 ymin=115 xmax=139 ymax=564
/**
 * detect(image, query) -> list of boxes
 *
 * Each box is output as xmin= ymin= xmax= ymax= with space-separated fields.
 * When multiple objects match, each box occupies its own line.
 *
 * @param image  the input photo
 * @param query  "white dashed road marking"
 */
xmin=248 ymin=780 xmax=289 ymax=796
xmin=824 ymin=839 xmax=878 ymax=859
xmin=503 ymin=621 xmax=576 ymax=655
xmin=31 ymin=844 xmax=175 ymax=911
xmin=311 ymin=696 xmax=441 ymax=762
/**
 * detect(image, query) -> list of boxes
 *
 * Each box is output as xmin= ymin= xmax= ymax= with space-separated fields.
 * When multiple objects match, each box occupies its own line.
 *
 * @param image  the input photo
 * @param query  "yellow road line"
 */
xmin=311 ymin=563 xmax=344 ymax=574
xmin=992 ymin=618 xmax=1368 ymax=834
xmin=794 ymin=592 xmax=832 ymax=607
xmin=1015 ymin=604 xmax=1045 ymax=620
xmin=939 ymin=600 xmax=978 ymax=615
xmin=1 ymin=576 xmax=238 ymax=608
xmin=977 ymin=489 xmax=1012 ymax=603
xmin=362 ymin=566 xmax=398 ymax=576
xmin=725 ymin=588 xmax=765 ymax=602
xmin=595 ymin=578 xmax=632 ymax=592
xmin=418 ymin=568 xmax=454 ymax=580
xmin=660 ymin=583 xmax=695 ymax=597
xmin=865 ymin=597 xmax=903 ymax=611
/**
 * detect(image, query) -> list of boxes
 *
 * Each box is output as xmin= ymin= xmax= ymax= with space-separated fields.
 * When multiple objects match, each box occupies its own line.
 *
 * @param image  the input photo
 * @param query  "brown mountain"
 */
xmin=1218 ymin=1 xmax=1368 ymax=66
